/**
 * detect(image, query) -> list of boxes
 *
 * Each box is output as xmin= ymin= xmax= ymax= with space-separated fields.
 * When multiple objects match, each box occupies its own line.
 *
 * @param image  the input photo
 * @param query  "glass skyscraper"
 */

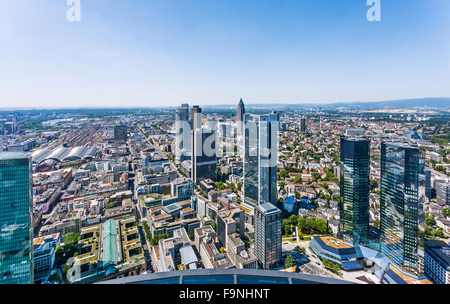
xmin=254 ymin=203 xmax=282 ymax=270
xmin=380 ymin=142 xmax=425 ymax=276
xmin=192 ymin=128 xmax=217 ymax=184
xmin=243 ymin=112 xmax=279 ymax=208
xmin=339 ymin=136 xmax=370 ymax=246
xmin=0 ymin=152 xmax=33 ymax=284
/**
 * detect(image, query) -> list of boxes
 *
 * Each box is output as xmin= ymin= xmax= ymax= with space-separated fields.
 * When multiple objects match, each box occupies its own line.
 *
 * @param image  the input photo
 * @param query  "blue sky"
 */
xmin=0 ymin=0 xmax=449 ymax=108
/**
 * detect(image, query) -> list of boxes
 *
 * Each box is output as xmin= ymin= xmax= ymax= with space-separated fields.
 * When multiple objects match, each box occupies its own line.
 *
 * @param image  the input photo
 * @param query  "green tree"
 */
xmin=424 ymin=226 xmax=433 ymax=237
xmin=284 ymin=255 xmax=295 ymax=269
xmin=106 ymin=201 xmax=118 ymax=209
xmin=284 ymin=224 xmax=292 ymax=236
xmin=443 ymin=208 xmax=450 ymax=217
xmin=211 ymin=221 xmax=217 ymax=230
xmin=434 ymin=228 xmax=446 ymax=238
xmin=293 ymin=175 xmax=303 ymax=184
xmin=150 ymin=233 xmax=169 ymax=247
xmin=64 ymin=233 xmax=80 ymax=249
xmin=425 ymin=213 xmax=436 ymax=226
xmin=288 ymin=214 xmax=299 ymax=227
xmin=298 ymin=217 xmax=307 ymax=234
xmin=373 ymin=219 xmax=380 ymax=229
xmin=279 ymin=170 xmax=290 ymax=179
xmin=323 ymin=259 xmax=341 ymax=274
xmin=370 ymin=180 xmax=378 ymax=191
xmin=305 ymin=218 xmax=316 ymax=234
xmin=315 ymin=219 xmax=327 ymax=234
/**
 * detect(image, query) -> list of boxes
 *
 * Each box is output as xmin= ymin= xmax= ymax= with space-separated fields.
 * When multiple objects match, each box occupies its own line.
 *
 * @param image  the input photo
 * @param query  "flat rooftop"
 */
xmin=389 ymin=265 xmax=432 ymax=285
xmin=320 ymin=237 xmax=351 ymax=250
xmin=0 ymin=151 xmax=30 ymax=160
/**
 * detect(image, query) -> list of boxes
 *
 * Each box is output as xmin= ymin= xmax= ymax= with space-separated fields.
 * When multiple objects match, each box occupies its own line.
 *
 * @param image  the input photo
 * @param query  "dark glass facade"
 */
xmin=380 ymin=142 xmax=425 ymax=276
xmin=339 ymin=137 xmax=370 ymax=246
xmin=0 ymin=152 xmax=33 ymax=284
xmin=192 ymin=129 xmax=217 ymax=184
xmin=114 ymin=125 xmax=127 ymax=141
xmin=254 ymin=203 xmax=282 ymax=269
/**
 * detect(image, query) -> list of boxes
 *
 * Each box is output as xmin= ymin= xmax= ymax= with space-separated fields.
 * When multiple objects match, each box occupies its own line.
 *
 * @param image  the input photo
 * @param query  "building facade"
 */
xmin=436 ymin=182 xmax=450 ymax=207
xmin=380 ymin=142 xmax=426 ymax=276
xmin=0 ymin=152 xmax=34 ymax=284
xmin=339 ymin=136 xmax=370 ymax=246
xmin=254 ymin=203 xmax=282 ymax=270
xmin=243 ymin=112 xmax=279 ymax=208
xmin=192 ymin=129 xmax=217 ymax=184
xmin=237 ymin=99 xmax=245 ymax=137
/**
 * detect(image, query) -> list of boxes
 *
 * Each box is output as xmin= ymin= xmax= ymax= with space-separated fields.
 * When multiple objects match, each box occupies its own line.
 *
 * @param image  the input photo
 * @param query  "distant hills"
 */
xmin=203 ymin=97 xmax=450 ymax=110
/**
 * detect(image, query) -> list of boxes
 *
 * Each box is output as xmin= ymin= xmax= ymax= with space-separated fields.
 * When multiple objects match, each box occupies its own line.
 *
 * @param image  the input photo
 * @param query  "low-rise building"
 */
xmin=425 ymin=239 xmax=450 ymax=284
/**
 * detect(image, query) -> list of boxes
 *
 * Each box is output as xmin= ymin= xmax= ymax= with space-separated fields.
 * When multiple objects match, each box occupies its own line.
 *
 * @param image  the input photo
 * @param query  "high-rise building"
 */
xmin=380 ymin=142 xmax=426 ymax=276
xmin=114 ymin=125 xmax=127 ymax=141
xmin=300 ymin=117 xmax=307 ymax=133
xmin=425 ymin=169 xmax=432 ymax=199
xmin=0 ymin=152 xmax=34 ymax=284
xmin=174 ymin=104 xmax=191 ymax=164
xmin=237 ymin=99 xmax=245 ymax=137
xmin=191 ymin=128 xmax=217 ymax=184
xmin=254 ymin=203 xmax=282 ymax=269
xmin=175 ymin=103 xmax=189 ymax=122
xmin=243 ymin=112 xmax=279 ymax=208
xmin=191 ymin=105 xmax=202 ymax=133
xmin=339 ymin=136 xmax=370 ymax=246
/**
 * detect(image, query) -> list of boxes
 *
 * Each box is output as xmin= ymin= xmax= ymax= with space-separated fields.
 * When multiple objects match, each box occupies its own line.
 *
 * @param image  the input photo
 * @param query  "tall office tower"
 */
xmin=237 ymin=98 xmax=245 ymax=137
xmin=425 ymin=169 xmax=432 ymax=199
xmin=436 ymin=182 xmax=450 ymax=206
xmin=175 ymin=103 xmax=189 ymax=122
xmin=191 ymin=105 xmax=202 ymax=132
xmin=174 ymin=104 xmax=191 ymax=164
xmin=0 ymin=136 xmax=3 ymax=152
xmin=0 ymin=152 xmax=33 ymax=284
xmin=243 ymin=112 xmax=279 ymax=208
xmin=191 ymin=128 xmax=217 ymax=184
xmin=254 ymin=203 xmax=282 ymax=269
xmin=114 ymin=125 xmax=127 ymax=141
xmin=339 ymin=136 xmax=370 ymax=246
xmin=380 ymin=142 xmax=426 ymax=276
xmin=300 ymin=117 xmax=307 ymax=133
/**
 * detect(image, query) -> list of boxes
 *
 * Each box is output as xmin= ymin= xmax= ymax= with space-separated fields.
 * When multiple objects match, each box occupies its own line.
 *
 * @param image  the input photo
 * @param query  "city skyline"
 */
xmin=1 ymin=1 xmax=450 ymax=108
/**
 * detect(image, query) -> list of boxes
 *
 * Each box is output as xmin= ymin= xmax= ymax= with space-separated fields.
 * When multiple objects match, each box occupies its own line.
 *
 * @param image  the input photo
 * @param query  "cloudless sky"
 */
xmin=0 ymin=0 xmax=450 ymax=108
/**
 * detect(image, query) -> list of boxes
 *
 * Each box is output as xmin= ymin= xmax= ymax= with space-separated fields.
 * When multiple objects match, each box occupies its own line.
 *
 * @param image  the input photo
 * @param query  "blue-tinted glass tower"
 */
xmin=0 ymin=152 xmax=33 ymax=284
xmin=380 ymin=142 xmax=425 ymax=276
xmin=339 ymin=136 xmax=370 ymax=246
xmin=243 ymin=112 xmax=279 ymax=208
